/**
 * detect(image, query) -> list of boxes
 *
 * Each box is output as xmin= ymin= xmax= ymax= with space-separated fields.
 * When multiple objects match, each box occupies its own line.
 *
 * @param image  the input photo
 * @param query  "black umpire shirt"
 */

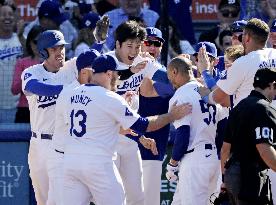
xmin=224 ymin=90 xmax=276 ymax=170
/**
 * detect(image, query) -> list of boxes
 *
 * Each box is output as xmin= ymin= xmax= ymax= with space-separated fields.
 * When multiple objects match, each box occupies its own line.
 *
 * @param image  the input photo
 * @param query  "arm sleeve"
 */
xmin=172 ymin=125 xmax=190 ymax=161
xmin=201 ymin=70 xmax=217 ymax=89
xmin=25 ymin=79 xmax=63 ymax=96
xmin=253 ymin=104 xmax=276 ymax=145
xmin=90 ymin=42 xmax=104 ymax=53
xmin=153 ymin=81 xmax=175 ymax=97
xmin=216 ymin=61 xmax=244 ymax=95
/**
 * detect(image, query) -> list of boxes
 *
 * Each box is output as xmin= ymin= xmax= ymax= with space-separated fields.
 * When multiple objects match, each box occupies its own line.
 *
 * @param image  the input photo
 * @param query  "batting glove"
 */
xmin=166 ymin=163 xmax=179 ymax=182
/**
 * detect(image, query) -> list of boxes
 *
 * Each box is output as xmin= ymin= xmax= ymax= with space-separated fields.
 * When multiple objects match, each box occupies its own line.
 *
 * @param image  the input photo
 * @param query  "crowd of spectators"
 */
xmin=0 ymin=0 xmax=275 ymax=124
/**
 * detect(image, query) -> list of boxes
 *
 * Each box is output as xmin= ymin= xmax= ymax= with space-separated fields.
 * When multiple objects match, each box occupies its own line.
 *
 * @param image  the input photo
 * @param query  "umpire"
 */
xmin=221 ymin=68 xmax=276 ymax=205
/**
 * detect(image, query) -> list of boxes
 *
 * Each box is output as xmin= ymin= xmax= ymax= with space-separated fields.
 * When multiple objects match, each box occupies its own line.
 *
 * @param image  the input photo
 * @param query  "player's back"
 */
xmin=170 ymin=81 xmax=223 ymax=150
xmin=217 ymin=48 xmax=276 ymax=106
xmin=64 ymin=84 xmax=135 ymax=160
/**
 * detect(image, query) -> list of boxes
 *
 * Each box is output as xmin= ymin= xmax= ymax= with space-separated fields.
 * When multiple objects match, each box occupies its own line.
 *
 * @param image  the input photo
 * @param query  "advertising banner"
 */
xmin=0 ymin=142 xmax=30 ymax=204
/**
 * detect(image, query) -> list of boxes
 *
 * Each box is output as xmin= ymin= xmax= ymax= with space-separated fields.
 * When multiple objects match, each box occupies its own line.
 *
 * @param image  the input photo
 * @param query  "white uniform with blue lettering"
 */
xmin=107 ymin=51 xmax=161 ymax=205
xmin=62 ymin=84 xmax=142 ymax=205
xmin=169 ymin=81 xmax=225 ymax=205
xmin=21 ymin=59 xmax=77 ymax=205
xmin=47 ymin=80 xmax=80 ymax=205
xmin=217 ymin=48 xmax=276 ymax=107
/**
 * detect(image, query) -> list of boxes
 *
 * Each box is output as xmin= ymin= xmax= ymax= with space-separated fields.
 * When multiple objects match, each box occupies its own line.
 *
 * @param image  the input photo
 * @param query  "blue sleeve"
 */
xmin=130 ymin=117 xmax=149 ymax=136
xmin=152 ymin=69 xmax=169 ymax=84
xmin=172 ymin=125 xmax=190 ymax=161
xmin=125 ymin=134 xmax=140 ymax=142
xmin=201 ymin=70 xmax=217 ymax=89
xmin=153 ymin=81 xmax=175 ymax=97
xmin=25 ymin=79 xmax=63 ymax=96
xmin=90 ymin=42 xmax=104 ymax=53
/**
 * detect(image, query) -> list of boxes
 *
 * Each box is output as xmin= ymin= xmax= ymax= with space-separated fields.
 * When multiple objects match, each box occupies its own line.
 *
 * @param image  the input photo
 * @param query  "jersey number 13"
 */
xmin=70 ymin=109 xmax=87 ymax=137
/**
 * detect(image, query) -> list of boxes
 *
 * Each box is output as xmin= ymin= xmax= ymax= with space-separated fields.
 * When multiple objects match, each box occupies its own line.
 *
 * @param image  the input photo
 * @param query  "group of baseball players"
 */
xmin=20 ymin=12 xmax=276 ymax=205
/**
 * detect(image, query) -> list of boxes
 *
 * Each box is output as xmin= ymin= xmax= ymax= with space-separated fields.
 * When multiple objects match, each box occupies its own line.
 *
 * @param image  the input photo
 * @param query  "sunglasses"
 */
xmin=221 ymin=9 xmax=239 ymax=18
xmin=232 ymin=33 xmax=243 ymax=42
xmin=144 ymin=40 xmax=162 ymax=47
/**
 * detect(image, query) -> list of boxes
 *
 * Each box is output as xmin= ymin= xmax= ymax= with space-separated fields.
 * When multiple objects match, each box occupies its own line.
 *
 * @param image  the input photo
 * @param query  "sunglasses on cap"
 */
xmin=221 ymin=9 xmax=239 ymax=18
xmin=144 ymin=40 xmax=162 ymax=47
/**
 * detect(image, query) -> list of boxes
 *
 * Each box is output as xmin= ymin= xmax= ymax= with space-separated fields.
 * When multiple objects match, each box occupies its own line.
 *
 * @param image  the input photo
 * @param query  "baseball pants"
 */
xmin=268 ymin=169 xmax=276 ymax=205
xmin=46 ymin=148 xmax=64 ymax=205
xmin=142 ymin=160 xmax=162 ymax=205
xmin=63 ymin=155 xmax=125 ymax=205
xmin=114 ymin=136 xmax=145 ymax=205
xmin=171 ymin=144 xmax=220 ymax=205
xmin=28 ymin=137 xmax=52 ymax=205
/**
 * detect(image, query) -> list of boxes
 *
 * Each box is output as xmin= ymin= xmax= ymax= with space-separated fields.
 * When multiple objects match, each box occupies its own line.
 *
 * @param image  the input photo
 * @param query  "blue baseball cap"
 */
xmin=194 ymin=41 xmax=217 ymax=58
xmin=271 ymin=19 xmax=276 ymax=33
xmin=80 ymin=12 xmax=100 ymax=29
xmin=37 ymin=30 xmax=68 ymax=51
xmin=76 ymin=49 xmax=100 ymax=71
xmin=38 ymin=0 xmax=69 ymax=26
xmin=92 ymin=54 xmax=125 ymax=73
xmin=146 ymin=27 xmax=165 ymax=42
xmin=230 ymin=20 xmax=247 ymax=33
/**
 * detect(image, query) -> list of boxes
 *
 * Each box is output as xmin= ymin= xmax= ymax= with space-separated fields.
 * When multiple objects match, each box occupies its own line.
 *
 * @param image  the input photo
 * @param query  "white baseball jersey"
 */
xmin=52 ymin=80 xmax=80 ymax=152
xmin=217 ymin=48 xmax=276 ymax=107
xmin=21 ymin=58 xmax=77 ymax=134
xmin=169 ymin=81 xmax=225 ymax=150
xmin=63 ymin=84 xmax=141 ymax=160
xmin=0 ymin=33 xmax=23 ymax=109
xmin=107 ymin=51 xmax=162 ymax=94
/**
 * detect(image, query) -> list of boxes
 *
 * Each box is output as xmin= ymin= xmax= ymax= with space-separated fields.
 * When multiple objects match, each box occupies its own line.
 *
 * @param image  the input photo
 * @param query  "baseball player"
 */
xmin=207 ymin=18 xmax=276 ymax=107
xmin=106 ymin=21 xmax=169 ymax=205
xmin=47 ymin=49 xmax=100 ymax=205
xmin=61 ymin=54 xmax=191 ymax=205
xmin=21 ymin=30 xmax=78 ymax=205
xmin=138 ymin=27 xmax=173 ymax=205
xmin=165 ymin=56 xmax=225 ymax=205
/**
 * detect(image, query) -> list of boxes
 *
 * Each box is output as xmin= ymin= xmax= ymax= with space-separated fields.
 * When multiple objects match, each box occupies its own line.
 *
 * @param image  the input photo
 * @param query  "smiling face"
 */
xmin=0 ymin=5 xmax=15 ymax=35
xmin=115 ymin=38 xmax=142 ymax=65
xmin=46 ymin=45 xmax=66 ymax=70
xmin=141 ymin=37 xmax=163 ymax=59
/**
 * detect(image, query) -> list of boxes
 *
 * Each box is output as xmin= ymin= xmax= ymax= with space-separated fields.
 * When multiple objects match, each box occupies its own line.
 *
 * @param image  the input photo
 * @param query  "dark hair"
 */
xmin=26 ymin=25 xmax=45 ymax=57
xmin=114 ymin=20 xmax=146 ymax=46
xmin=253 ymin=68 xmax=276 ymax=89
xmin=155 ymin=17 xmax=182 ymax=55
xmin=168 ymin=56 xmax=193 ymax=76
xmin=219 ymin=29 xmax=232 ymax=46
xmin=244 ymin=18 xmax=269 ymax=45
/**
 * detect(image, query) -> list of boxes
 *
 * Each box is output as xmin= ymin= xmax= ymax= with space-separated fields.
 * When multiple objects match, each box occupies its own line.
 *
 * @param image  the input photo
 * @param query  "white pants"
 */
xmin=114 ymin=137 xmax=144 ymax=205
xmin=63 ymin=154 xmax=125 ymax=205
xmin=268 ymin=169 xmax=276 ymax=205
xmin=142 ymin=160 xmax=162 ymax=205
xmin=171 ymin=144 xmax=220 ymax=205
xmin=28 ymin=138 xmax=52 ymax=205
xmin=46 ymin=148 xmax=64 ymax=205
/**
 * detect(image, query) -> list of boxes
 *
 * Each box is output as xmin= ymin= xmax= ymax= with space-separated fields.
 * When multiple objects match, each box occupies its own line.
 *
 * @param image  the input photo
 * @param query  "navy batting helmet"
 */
xmin=37 ymin=30 xmax=69 ymax=59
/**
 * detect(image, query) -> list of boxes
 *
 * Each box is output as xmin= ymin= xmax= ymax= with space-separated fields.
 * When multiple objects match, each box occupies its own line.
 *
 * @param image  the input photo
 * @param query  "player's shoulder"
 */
xmin=22 ymin=63 xmax=44 ymax=79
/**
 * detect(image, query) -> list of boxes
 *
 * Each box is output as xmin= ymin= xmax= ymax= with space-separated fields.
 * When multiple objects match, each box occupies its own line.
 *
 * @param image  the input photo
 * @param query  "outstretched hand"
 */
xmin=94 ymin=15 xmax=110 ymax=42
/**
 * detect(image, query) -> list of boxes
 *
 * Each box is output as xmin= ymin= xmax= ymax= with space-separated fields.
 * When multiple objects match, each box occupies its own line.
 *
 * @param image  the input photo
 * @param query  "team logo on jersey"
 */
xmin=24 ymin=73 xmax=32 ymax=80
xmin=125 ymin=108 xmax=133 ymax=116
xmin=117 ymin=74 xmax=143 ymax=91
xmin=37 ymin=95 xmax=59 ymax=109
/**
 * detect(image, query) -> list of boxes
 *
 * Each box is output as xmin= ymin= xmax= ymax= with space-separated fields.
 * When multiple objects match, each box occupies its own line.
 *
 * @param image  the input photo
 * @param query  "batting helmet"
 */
xmin=37 ymin=30 xmax=69 ymax=59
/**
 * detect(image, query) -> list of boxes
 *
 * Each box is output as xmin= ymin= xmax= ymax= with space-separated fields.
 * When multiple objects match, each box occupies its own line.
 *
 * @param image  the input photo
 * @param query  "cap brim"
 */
xmin=52 ymin=40 xmax=70 ymax=47
xmin=271 ymin=28 xmax=276 ymax=33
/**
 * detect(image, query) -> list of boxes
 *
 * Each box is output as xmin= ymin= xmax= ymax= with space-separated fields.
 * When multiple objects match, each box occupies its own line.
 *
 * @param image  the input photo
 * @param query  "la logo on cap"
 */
xmin=85 ymin=20 xmax=91 ymax=27
xmin=149 ymin=28 xmax=157 ymax=35
xmin=228 ymin=0 xmax=236 ymax=4
xmin=53 ymin=32 xmax=62 ymax=41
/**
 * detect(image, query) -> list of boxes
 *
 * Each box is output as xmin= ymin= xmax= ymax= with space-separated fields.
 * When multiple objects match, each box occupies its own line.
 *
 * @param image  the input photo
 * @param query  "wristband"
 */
xmin=201 ymin=70 xmax=216 ymax=89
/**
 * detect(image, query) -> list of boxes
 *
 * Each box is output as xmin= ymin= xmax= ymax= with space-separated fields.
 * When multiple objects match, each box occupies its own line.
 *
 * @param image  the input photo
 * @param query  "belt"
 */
xmin=55 ymin=149 xmax=64 ymax=154
xmin=32 ymin=132 xmax=53 ymax=140
xmin=184 ymin=143 xmax=215 ymax=154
